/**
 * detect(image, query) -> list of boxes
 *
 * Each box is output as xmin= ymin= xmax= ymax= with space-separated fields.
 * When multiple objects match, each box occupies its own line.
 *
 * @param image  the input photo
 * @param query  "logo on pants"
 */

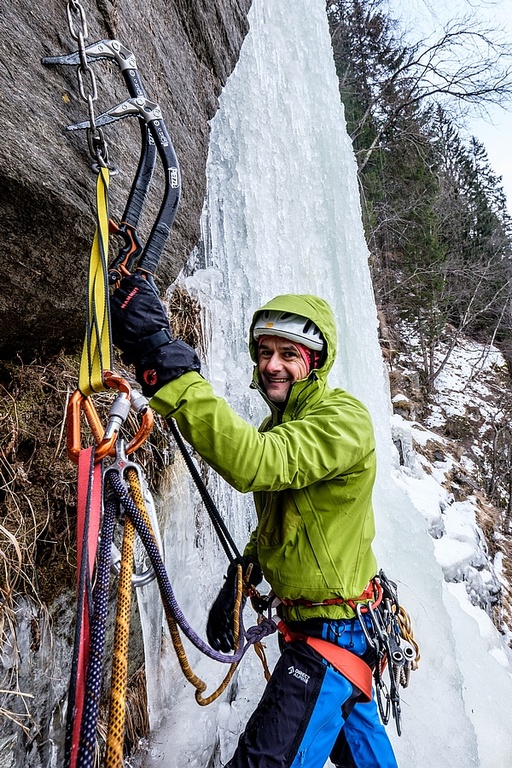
xmin=288 ymin=665 xmax=310 ymax=684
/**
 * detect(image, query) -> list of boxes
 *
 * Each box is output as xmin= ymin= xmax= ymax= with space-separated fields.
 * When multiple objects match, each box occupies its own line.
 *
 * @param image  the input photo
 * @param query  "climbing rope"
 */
xmin=105 ymin=485 xmax=135 ymax=768
xmin=77 ymin=487 xmax=118 ymax=768
xmin=163 ymin=567 xmax=243 ymax=707
xmin=106 ymin=470 xmax=277 ymax=664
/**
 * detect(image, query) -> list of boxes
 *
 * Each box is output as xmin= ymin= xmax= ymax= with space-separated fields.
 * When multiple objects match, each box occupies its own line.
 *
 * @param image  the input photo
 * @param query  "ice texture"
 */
xmin=140 ymin=2 xmax=512 ymax=766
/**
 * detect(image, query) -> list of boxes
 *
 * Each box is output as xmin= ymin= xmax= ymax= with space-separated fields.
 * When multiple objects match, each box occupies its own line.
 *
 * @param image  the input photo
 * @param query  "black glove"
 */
xmin=206 ymin=559 xmax=263 ymax=652
xmin=110 ymin=273 xmax=201 ymax=397
xmin=110 ymin=272 xmax=171 ymax=364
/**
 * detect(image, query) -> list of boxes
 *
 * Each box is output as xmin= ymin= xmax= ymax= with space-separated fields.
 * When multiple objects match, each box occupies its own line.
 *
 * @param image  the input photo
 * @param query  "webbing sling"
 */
xmin=65 ymin=447 xmax=102 ymax=768
xmin=78 ymin=166 xmax=114 ymax=396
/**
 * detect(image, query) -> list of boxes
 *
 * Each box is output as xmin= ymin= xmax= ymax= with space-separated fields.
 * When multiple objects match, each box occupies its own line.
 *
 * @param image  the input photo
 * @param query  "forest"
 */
xmin=327 ymin=0 xmax=512 ymax=528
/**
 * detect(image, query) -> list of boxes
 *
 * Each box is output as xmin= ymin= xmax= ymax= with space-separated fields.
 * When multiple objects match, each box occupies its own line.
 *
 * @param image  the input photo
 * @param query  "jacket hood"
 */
xmin=249 ymin=294 xmax=337 ymax=376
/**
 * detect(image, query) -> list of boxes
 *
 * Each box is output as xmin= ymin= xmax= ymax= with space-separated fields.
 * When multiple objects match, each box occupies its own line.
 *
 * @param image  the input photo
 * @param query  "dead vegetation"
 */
xmin=95 ymin=667 xmax=150 ymax=761
xmin=0 ymin=356 xmax=78 ymax=608
xmin=0 ymin=283 xmax=203 ymax=756
xmin=168 ymin=282 xmax=206 ymax=357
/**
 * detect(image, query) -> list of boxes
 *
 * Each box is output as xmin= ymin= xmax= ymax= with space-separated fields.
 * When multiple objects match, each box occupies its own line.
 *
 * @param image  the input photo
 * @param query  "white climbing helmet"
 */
xmin=253 ymin=310 xmax=324 ymax=351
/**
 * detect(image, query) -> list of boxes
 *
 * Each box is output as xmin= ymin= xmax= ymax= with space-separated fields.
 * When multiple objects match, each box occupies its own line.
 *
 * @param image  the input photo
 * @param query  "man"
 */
xmin=110 ymin=273 xmax=398 ymax=768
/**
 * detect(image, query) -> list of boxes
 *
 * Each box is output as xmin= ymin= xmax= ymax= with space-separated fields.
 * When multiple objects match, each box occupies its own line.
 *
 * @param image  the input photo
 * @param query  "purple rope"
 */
xmin=77 ymin=494 xmax=117 ymax=768
xmin=107 ymin=470 xmax=277 ymax=663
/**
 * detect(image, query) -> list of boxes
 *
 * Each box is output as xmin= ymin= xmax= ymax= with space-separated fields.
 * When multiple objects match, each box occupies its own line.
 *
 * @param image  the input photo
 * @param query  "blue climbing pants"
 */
xmin=225 ymin=618 xmax=398 ymax=768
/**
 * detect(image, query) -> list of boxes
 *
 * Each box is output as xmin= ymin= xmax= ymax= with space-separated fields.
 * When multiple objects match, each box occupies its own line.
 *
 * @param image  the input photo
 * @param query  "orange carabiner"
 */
xmin=66 ymin=372 xmax=154 ymax=463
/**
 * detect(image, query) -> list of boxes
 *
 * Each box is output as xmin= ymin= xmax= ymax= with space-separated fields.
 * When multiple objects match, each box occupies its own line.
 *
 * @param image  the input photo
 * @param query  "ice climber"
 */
xmin=110 ymin=272 xmax=398 ymax=768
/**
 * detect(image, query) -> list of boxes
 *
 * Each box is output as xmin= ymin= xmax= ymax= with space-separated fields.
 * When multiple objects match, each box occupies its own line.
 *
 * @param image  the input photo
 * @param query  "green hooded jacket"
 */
xmin=150 ymin=294 xmax=378 ymax=621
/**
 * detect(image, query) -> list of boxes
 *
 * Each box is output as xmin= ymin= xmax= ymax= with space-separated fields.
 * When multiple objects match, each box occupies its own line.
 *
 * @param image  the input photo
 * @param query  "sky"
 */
xmin=389 ymin=0 xmax=512 ymax=212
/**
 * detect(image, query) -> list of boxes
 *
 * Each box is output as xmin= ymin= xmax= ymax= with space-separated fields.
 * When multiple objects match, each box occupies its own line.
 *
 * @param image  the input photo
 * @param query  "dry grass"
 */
xmin=168 ymin=283 xmax=206 ymax=357
xmin=0 ymin=356 xmax=79 ymax=736
xmin=0 ymin=288 xmax=202 ymax=752
xmin=124 ymin=667 xmax=150 ymax=752
xmin=94 ymin=666 xmax=150 ymax=763
xmin=0 ymin=686 xmax=34 ymax=735
xmin=0 ymin=356 xmax=78 ymax=607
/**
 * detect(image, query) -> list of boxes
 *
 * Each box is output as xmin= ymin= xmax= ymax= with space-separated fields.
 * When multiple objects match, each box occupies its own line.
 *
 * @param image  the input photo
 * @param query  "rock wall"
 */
xmin=1 ymin=0 xmax=251 ymax=359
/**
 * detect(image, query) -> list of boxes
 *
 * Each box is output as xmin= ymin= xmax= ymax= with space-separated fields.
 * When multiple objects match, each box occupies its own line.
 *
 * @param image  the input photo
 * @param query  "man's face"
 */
xmin=257 ymin=337 xmax=309 ymax=403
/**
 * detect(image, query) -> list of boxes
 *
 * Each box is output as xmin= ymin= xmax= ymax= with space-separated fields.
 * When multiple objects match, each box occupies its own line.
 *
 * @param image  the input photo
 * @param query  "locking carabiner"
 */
xmin=105 ymin=438 xmax=163 ymax=588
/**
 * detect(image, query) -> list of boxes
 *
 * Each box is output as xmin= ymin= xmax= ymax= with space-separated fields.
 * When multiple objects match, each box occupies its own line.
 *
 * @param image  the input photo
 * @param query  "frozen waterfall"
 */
xmin=142 ymin=2 xmax=512 ymax=766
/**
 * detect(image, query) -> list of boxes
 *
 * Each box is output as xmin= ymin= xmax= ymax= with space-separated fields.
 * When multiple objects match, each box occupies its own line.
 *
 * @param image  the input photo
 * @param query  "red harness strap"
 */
xmin=277 ymin=620 xmax=373 ymax=703
xmin=278 ymin=579 xmax=383 ymax=612
xmin=67 ymin=447 xmax=102 ymax=768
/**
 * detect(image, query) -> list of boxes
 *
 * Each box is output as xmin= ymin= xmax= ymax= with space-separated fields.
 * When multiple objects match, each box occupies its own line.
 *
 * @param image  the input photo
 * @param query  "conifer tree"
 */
xmin=327 ymin=0 xmax=512 ymax=388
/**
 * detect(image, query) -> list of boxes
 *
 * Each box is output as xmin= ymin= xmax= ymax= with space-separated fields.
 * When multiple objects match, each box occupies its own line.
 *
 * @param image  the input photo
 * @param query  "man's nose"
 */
xmin=266 ymin=353 xmax=282 ymax=372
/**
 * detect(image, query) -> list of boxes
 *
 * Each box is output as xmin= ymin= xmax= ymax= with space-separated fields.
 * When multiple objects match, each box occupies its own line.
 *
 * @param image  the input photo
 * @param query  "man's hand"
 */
xmin=206 ymin=559 xmax=263 ymax=652
xmin=110 ymin=273 xmax=173 ymax=365
xmin=110 ymin=273 xmax=201 ymax=397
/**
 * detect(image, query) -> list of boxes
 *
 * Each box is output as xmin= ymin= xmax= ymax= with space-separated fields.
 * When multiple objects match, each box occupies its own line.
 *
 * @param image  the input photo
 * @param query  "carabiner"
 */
xmin=66 ymin=372 xmax=154 ymax=463
xmin=356 ymin=603 xmax=378 ymax=650
xmin=106 ymin=439 xmax=163 ymax=588
xmin=104 ymin=437 xmax=144 ymax=489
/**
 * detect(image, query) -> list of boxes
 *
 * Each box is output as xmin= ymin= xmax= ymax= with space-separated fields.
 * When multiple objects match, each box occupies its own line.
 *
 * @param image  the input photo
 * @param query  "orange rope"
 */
xmin=105 ymin=501 xmax=135 ymax=767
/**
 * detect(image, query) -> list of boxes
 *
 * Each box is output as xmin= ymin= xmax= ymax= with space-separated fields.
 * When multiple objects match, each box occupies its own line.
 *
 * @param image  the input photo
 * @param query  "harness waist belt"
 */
xmin=279 ymin=579 xmax=382 ymax=610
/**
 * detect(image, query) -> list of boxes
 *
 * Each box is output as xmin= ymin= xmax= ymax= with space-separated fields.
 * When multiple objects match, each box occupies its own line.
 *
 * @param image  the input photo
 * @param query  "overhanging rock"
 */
xmin=0 ymin=0 xmax=252 ymax=359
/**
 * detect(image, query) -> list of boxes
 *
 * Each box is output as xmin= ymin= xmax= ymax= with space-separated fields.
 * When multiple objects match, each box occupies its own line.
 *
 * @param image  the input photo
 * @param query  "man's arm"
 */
xmin=110 ymin=274 xmax=375 ymax=494
xmin=151 ymin=372 xmax=375 ymax=494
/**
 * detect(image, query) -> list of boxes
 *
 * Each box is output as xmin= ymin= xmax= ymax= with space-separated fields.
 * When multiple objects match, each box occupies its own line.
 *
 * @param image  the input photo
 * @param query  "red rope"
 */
xmin=66 ymin=447 xmax=102 ymax=768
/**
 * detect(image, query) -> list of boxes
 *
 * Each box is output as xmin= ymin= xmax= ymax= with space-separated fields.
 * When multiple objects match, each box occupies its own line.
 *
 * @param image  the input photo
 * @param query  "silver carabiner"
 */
xmin=356 ymin=603 xmax=378 ymax=650
xmin=106 ymin=439 xmax=163 ymax=588
xmin=104 ymin=438 xmax=144 ymax=491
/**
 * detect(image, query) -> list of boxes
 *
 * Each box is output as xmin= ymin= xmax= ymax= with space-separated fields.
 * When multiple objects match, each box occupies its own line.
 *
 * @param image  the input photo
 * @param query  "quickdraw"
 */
xmin=356 ymin=570 xmax=420 ymax=736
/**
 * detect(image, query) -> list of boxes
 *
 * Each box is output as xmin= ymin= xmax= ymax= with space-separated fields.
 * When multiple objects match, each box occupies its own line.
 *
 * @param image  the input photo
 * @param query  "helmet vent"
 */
xmin=253 ymin=309 xmax=324 ymax=352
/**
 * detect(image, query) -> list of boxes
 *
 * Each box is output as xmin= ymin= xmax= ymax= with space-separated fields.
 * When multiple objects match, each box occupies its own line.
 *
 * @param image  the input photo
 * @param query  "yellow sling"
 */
xmin=78 ymin=166 xmax=114 ymax=395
